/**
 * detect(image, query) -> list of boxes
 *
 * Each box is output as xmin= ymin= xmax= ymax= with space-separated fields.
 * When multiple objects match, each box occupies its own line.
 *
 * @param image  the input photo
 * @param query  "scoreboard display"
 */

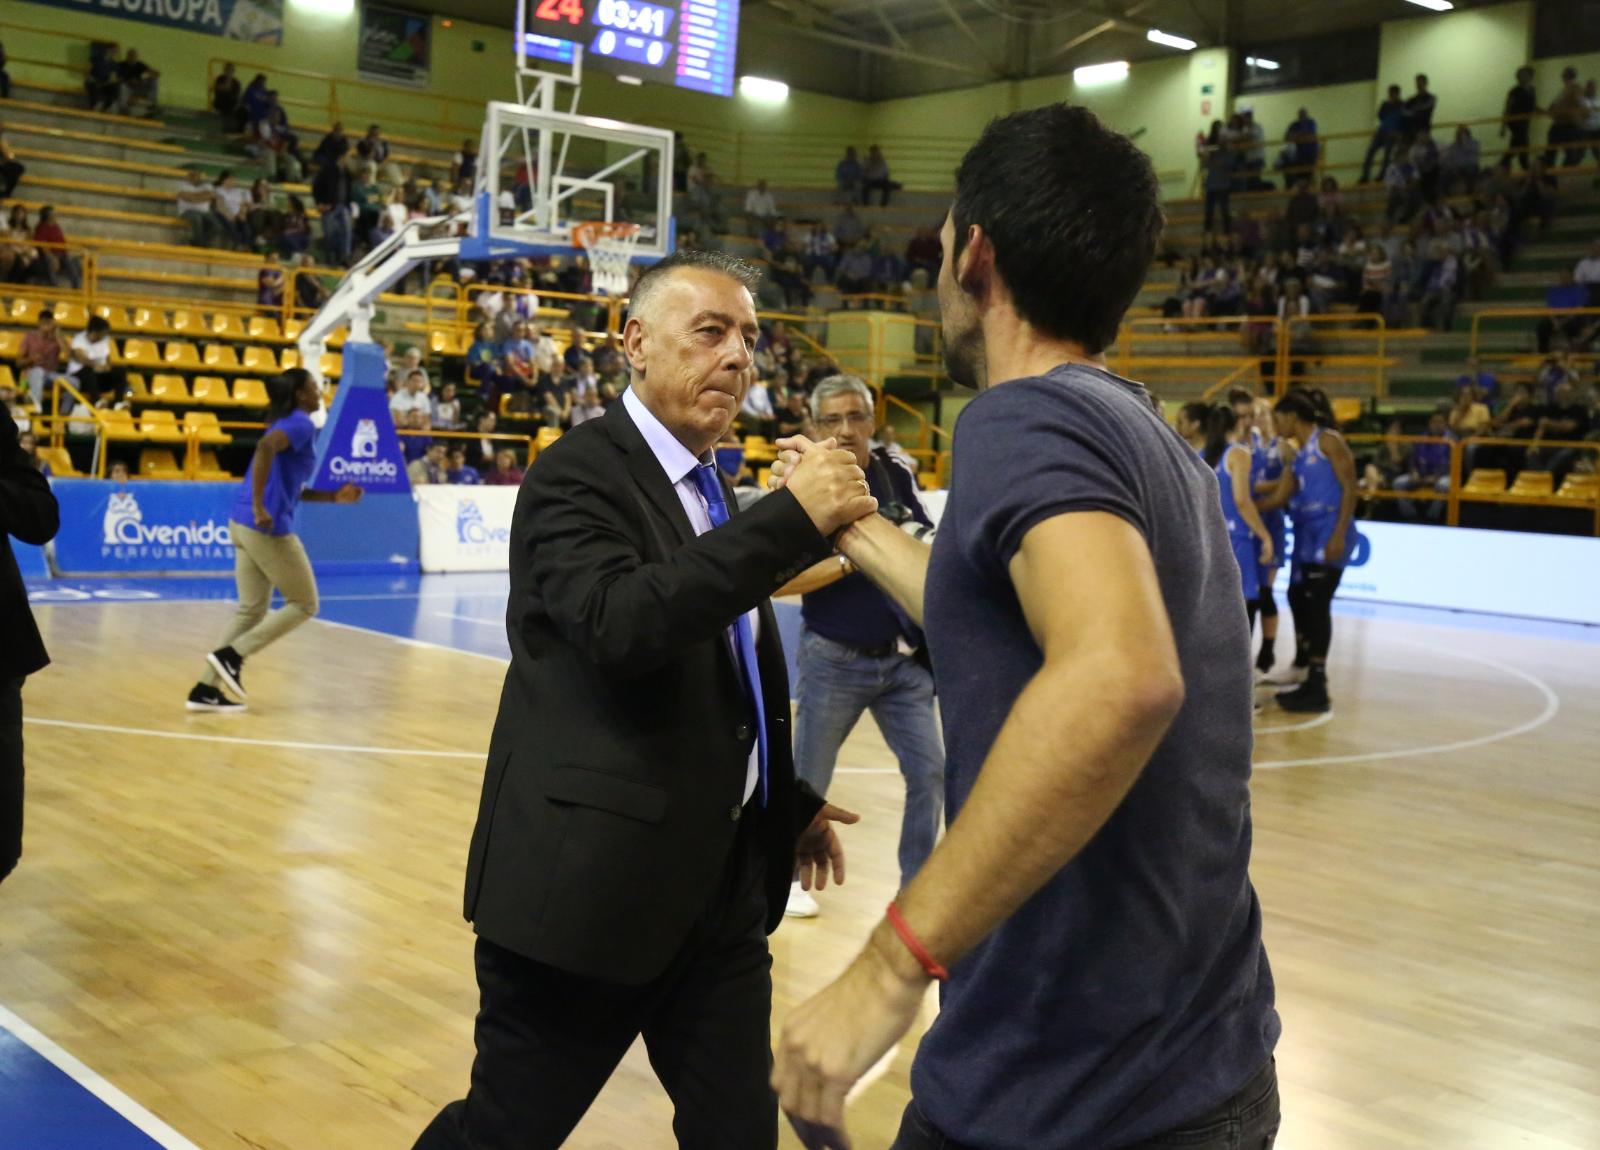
xmin=520 ymin=0 xmax=740 ymax=98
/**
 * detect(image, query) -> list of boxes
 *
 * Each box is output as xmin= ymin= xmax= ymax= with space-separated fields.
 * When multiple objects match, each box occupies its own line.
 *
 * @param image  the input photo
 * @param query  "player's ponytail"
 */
xmin=266 ymin=368 xmax=313 ymax=421
xmin=1201 ymin=404 xmax=1236 ymax=468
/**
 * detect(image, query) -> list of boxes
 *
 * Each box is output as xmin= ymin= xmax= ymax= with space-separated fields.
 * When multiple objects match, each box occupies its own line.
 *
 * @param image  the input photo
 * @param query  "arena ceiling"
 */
xmin=422 ymin=0 xmax=1504 ymax=102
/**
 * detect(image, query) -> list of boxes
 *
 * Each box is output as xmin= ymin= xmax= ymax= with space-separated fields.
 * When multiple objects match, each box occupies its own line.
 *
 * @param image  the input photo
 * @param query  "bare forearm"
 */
xmin=834 ymin=513 xmax=930 ymax=625
xmin=878 ymin=657 xmax=1181 ymax=979
xmin=775 ymin=555 xmax=848 ymax=598
xmin=250 ymin=445 xmax=273 ymax=510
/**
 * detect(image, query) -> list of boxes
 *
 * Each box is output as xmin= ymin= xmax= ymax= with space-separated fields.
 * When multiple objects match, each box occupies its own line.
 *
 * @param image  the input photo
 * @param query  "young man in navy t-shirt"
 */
xmin=771 ymin=104 xmax=1281 ymax=1150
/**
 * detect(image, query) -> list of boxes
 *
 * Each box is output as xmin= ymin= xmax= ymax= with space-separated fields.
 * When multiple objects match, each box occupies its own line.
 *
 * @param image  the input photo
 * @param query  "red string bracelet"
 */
xmin=886 ymin=901 xmax=948 ymax=981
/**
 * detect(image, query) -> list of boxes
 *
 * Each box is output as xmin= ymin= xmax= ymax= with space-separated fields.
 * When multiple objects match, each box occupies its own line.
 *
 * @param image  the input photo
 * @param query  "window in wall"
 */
xmin=1235 ymin=29 xmax=1379 ymax=95
xmin=1533 ymin=0 xmax=1600 ymax=57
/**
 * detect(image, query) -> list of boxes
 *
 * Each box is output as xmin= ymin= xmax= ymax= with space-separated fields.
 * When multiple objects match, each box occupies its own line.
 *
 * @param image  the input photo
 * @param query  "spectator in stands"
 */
xmin=1 ymin=206 xmax=41 ymax=284
xmin=247 ymin=177 xmax=281 ymax=248
xmin=213 ymin=64 xmax=242 ymax=131
xmin=391 ymin=369 xmax=432 ymax=423
xmin=1418 ymin=239 xmax=1458 ymax=332
xmin=1526 ymin=380 xmax=1592 ymax=482
xmin=834 ymin=203 xmax=865 ymax=248
xmin=876 ymin=423 xmax=919 ymax=473
xmin=32 ymin=207 xmax=80 ymax=290
xmin=212 ymin=171 xmax=253 ymax=251
xmin=569 ymin=382 xmax=605 ymax=427
xmin=0 ymin=122 xmax=21 ymax=199
xmin=465 ymin=321 xmax=498 ymax=388
xmin=265 ymin=92 xmax=305 ymax=180
xmin=835 ymin=242 xmax=875 ymax=295
xmin=451 ymin=139 xmax=478 ymax=187
xmin=1536 ymin=270 xmax=1593 ymax=351
xmin=1199 ymin=121 xmax=1233 ymax=233
xmin=1384 ymin=148 xmax=1421 ymax=223
xmin=802 ymin=222 xmax=838 ymax=281
xmin=1235 ymin=107 xmax=1266 ymax=188
xmin=66 ymin=316 xmax=124 ymax=404
xmin=1286 ymin=107 xmax=1319 ymax=174
xmin=278 ymin=195 xmax=312 ymax=259
xmin=1546 ymin=66 xmax=1588 ymax=171
xmin=1449 ymin=382 xmax=1492 ymax=440
xmin=408 ymin=441 xmax=447 ymax=486
xmin=173 ymin=167 xmax=218 ymax=248
xmin=433 ymin=382 xmax=462 ymax=430
xmin=257 ymin=252 xmax=286 ymax=310
xmin=349 ymin=160 xmax=383 ymax=252
xmin=1404 ymin=74 xmax=1437 ymax=138
xmin=484 ymin=447 xmax=523 ymax=486
xmin=294 ymin=253 xmax=330 ymax=311
xmin=1583 ymin=79 xmax=1600 ymax=161
xmin=115 ymin=49 xmax=160 ymax=116
xmin=1574 ymin=239 xmax=1600 ymax=304
xmin=1355 ymin=243 xmax=1391 ymax=316
xmin=1456 ymin=356 xmax=1499 ymax=403
xmin=0 ymin=41 xmax=9 ymax=100
xmin=1393 ymin=409 xmax=1454 ymax=520
xmin=18 ymin=311 xmax=67 ymax=405
xmin=740 ymin=371 xmax=777 ymax=439
xmin=861 ymin=144 xmax=898 ymax=205
xmin=775 ymin=387 xmax=809 ymax=439
xmin=312 ymin=122 xmax=350 ymax=172
xmin=1487 ymin=381 xmax=1541 ymax=471
xmin=446 ymin=447 xmax=480 ymax=485
xmin=85 ymin=43 xmax=119 ymax=112
xmin=242 ymin=73 xmax=270 ymax=132
xmin=743 ymin=179 xmax=779 ymax=228
xmin=313 ymin=152 xmax=353 ymax=266
xmin=835 ymin=146 xmax=863 ymax=203
xmin=1535 ymin=352 xmax=1579 ymax=403
xmin=1501 ymin=65 xmax=1538 ymax=171
xmin=361 ymin=123 xmax=391 ymax=168
xmin=465 ymin=411 xmax=498 ymax=472
xmin=1361 ymin=84 xmax=1406 ymax=184
xmin=904 ymin=224 xmax=940 ymax=278
xmin=1440 ymin=125 xmax=1481 ymax=195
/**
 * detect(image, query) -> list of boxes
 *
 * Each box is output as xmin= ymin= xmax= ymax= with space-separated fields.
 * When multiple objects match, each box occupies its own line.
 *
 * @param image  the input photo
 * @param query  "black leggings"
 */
xmin=1288 ymin=564 xmax=1343 ymax=665
xmin=0 ymin=677 xmax=22 ymax=886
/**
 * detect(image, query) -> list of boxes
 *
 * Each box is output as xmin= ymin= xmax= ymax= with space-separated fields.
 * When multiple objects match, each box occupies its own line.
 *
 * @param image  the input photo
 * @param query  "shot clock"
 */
xmin=519 ymin=0 xmax=739 ymax=97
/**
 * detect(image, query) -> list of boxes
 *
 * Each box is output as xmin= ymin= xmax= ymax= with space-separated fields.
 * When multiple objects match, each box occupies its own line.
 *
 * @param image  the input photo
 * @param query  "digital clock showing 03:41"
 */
xmin=594 ymin=0 xmax=672 ymax=40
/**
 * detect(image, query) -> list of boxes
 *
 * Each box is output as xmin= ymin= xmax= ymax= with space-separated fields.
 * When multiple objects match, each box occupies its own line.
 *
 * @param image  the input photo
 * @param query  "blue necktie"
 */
xmin=689 ymin=463 xmax=768 ymax=806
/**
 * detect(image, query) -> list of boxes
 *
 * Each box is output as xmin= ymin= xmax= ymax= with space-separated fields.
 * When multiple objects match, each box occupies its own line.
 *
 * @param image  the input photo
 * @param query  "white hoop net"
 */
xmin=576 ymin=223 xmax=643 ymax=296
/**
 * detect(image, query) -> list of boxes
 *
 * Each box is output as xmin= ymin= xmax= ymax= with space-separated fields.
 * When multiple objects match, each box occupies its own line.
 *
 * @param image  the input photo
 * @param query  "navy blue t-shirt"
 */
xmin=230 ymin=408 xmax=317 ymax=536
xmin=801 ymin=449 xmax=931 ymax=649
xmin=915 ymin=365 xmax=1278 ymax=1149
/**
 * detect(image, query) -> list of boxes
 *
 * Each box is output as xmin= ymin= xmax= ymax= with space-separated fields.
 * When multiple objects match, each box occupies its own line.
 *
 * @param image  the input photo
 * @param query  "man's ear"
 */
xmin=623 ymin=316 xmax=648 ymax=376
xmin=955 ymin=224 xmax=993 ymax=299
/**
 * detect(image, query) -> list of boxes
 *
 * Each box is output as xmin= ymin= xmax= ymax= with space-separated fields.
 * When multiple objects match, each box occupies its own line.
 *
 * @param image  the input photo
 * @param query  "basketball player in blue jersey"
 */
xmin=1268 ymin=389 xmax=1357 ymax=713
xmin=1202 ymin=407 xmax=1275 ymax=631
xmin=1236 ymin=393 xmax=1288 ymax=676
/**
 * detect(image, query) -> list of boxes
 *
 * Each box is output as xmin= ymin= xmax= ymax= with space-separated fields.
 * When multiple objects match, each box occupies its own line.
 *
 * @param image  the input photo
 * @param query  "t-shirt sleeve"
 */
xmin=283 ymin=411 xmax=316 ymax=453
xmin=956 ymin=383 xmax=1147 ymax=570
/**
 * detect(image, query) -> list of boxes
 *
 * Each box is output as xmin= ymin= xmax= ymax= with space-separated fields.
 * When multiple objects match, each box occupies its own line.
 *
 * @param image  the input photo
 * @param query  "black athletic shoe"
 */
xmin=1276 ymin=676 xmax=1330 ymax=714
xmin=1255 ymin=644 xmax=1276 ymax=675
xmin=186 ymin=683 xmax=246 ymax=713
xmin=206 ymin=645 xmax=247 ymax=699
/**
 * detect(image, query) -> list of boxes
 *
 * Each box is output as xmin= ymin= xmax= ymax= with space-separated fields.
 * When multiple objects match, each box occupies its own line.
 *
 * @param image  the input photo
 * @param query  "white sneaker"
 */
xmin=785 ymin=881 xmax=819 ymax=919
xmin=1266 ymin=664 xmax=1308 ymax=686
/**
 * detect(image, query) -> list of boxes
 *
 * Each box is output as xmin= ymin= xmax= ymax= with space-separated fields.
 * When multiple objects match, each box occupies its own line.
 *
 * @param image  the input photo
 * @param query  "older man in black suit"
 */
xmin=414 ymin=250 xmax=877 ymax=1150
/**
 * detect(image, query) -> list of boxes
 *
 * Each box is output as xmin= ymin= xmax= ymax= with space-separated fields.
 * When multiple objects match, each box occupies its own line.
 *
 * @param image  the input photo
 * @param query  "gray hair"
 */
xmin=809 ymin=374 xmax=875 ymax=423
xmin=627 ymin=249 xmax=762 ymax=325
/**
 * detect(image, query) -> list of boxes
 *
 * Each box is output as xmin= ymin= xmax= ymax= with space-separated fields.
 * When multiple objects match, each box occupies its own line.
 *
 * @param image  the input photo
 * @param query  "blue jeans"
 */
xmin=892 ymin=1059 xmax=1279 ymax=1150
xmin=793 ymin=627 xmax=944 ymax=886
xmin=321 ymin=204 xmax=352 ymax=264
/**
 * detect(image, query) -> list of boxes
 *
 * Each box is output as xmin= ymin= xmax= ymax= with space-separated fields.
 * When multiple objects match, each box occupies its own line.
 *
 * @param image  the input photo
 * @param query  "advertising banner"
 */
xmin=21 ymin=0 xmax=285 ymax=45
xmin=53 ymin=480 xmax=236 ymax=574
xmin=13 ymin=539 xmax=50 ymax=580
xmin=310 ymin=341 xmax=412 ymax=496
xmin=358 ymin=4 xmax=432 ymax=86
xmin=417 ymin=485 xmax=516 ymax=573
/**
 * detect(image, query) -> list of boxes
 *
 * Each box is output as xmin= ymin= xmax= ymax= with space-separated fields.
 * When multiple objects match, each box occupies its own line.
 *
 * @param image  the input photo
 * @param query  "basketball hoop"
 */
xmin=573 ymin=221 xmax=642 ymax=297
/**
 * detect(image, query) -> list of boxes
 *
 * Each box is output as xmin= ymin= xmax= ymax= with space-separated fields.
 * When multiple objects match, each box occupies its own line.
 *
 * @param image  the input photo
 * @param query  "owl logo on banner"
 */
xmin=352 ymin=418 xmax=380 ymax=459
xmin=103 ymin=491 xmax=143 ymax=546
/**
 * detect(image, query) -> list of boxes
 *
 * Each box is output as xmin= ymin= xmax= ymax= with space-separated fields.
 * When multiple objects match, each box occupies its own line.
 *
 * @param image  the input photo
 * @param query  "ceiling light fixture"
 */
xmin=1146 ymin=29 xmax=1197 ymax=50
xmin=1074 ymin=60 xmax=1130 ymax=85
xmin=1245 ymin=56 xmax=1280 ymax=70
xmin=1404 ymin=0 xmax=1454 ymax=11
xmin=739 ymin=75 xmax=790 ymax=102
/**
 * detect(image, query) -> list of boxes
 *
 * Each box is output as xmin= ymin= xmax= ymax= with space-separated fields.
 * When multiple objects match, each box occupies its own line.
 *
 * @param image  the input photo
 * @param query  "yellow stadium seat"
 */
xmin=1331 ymin=397 xmax=1362 ymax=426
xmin=138 ymin=448 xmax=184 ymax=479
xmin=536 ymin=427 xmax=563 ymax=451
xmin=7 ymin=298 xmax=42 ymax=324
xmin=279 ymin=348 xmax=301 ymax=370
xmin=190 ymin=376 xmax=233 ymax=406
xmin=0 ymin=365 xmax=13 ymax=392
xmin=0 ymin=331 xmax=20 ymax=358
xmin=101 ymin=408 xmax=143 ymax=441
xmin=1509 ymin=471 xmax=1554 ymax=497
xmin=194 ymin=449 xmax=233 ymax=481
xmin=148 ymin=374 xmax=190 ymax=404
xmin=138 ymin=410 xmax=186 ymax=445
xmin=282 ymin=318 xmax=305 ymax=340
xmin=327 ymin=327 xmax=347 ymax=348
xmin=164 ymin=342 xmax=203 ymax=370
xmin=1555 ymin=474 xmax=1598 ymax=501
xmin=183 ymin=411 xmax=233 ymax=446
xmin=124 ymin=372 xmax=150 ymax=401
xmin=429 ymin=329 xmax=465 ymax=356
xmin=917 ymin=471 xmax=940 ymax=491
xmin=203 ymin=344 xmax=242 ymax=372
xmin=94 ymin=304 xmax=134 ymax=332
xmin=231 ymin=377 xmax=268 ymax=407
xmin=54 ymin=302 xmax=88 ymax=328
xmin=319 ymin=352 xmax=342 ymax=377
xmin=133 ymin=308 xmax=173 ymax=334
xmin=44 ymin=446 xmax=82 ymax=477
xmin=242 ymin=346 xmax=279 ymax=373
xmin=119 ymin=339 xmax=162 ymax=368
xmin=248 ymin=316 xmax=283 ymax=342
xmin=756 ymin=467 xmax=772 ymax=489
xmin=1462 ymin=468 xmax=1507 ymax=494
xmin=170 ymin=310 xmax=204 ymax=336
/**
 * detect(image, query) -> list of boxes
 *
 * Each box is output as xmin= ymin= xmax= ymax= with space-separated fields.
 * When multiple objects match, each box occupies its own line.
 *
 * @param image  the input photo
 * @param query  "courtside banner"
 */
xmin=20 ymin=0 xmax=286 ymax=44
xmin=52 ymin=479 xmax=236 ymax=574
xmin=310 ymin=341 xmax=411 ymax=496
xmin=1335 ymin=521 xmax=1598 ymax=625
xmin=416 ymin=485 xmax=516 ymax=573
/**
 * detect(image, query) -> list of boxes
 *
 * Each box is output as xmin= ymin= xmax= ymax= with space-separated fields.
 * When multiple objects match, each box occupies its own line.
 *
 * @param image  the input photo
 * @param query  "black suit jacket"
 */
xmin=0 ymin=416 xmax=58 ymax=680
xmin=464 ymin=400 xmax=833 ymax=985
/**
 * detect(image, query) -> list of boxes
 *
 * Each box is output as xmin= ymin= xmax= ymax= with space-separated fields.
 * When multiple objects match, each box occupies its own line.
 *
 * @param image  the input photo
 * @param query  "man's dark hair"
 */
xmin=87 ymin=315 xmax=110 ymax=335
xmin=1227 ymin=387 xmax=1255 ymax=407
xmin=1415 ymin=74 xmax=1428 ymax=85
xmin=951 ymin=103 xmax=1164 ymax=355
xmin=38 ymin=309 xmax=55 ymax=323
xmin=627 ymin=249 xmax=762 ymax=323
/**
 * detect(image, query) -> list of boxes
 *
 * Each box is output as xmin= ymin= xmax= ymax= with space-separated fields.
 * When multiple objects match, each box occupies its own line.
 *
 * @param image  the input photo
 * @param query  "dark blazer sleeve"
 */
xmin=524 ymin=446 xmax=832 ymax=674
xmin=0 ymin=454 xmax=60 ymax=546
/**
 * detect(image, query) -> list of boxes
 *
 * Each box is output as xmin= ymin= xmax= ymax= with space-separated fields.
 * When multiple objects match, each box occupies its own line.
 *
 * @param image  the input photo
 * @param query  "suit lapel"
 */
xmin=603 ymin=401 xmax=696 ymax=547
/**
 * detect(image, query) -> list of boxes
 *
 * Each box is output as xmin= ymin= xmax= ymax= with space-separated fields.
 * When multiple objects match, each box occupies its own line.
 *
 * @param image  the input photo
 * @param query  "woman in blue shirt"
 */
xmin=1200 ymin=407 xmax=1275 ymax=632
xmin=187 ymin=369 xmax=362 ymax=711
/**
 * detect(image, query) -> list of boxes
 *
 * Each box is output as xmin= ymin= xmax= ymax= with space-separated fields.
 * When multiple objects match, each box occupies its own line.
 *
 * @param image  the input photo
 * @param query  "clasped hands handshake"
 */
xmin=772 ymin=436 xmax=878 ymax=537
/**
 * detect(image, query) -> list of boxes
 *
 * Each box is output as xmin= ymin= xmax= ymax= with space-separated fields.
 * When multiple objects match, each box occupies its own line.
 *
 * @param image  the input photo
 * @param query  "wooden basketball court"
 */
xmin=2 ymin=591 xmax=1596 ymax=1149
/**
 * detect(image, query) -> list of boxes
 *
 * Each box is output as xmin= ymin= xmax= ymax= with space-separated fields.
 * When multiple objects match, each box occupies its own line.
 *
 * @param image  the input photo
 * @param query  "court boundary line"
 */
xmin=22 ymin=717 xmax=485 ymax=760
xmin=314 ymin=616 xmax=511 ymax=664
xmin=0 ymin=1002 xmax=204 ymax=1150
xmin=1254 ymin=712 xmax=1335 ymax=735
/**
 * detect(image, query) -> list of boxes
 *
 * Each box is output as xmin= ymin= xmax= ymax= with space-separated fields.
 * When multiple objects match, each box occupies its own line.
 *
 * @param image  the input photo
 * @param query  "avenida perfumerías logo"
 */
xmin=101 ymin=490 xmax=232 ymax=556
xmin=456 ymin=498 xmax=511 ymax=546
xmin=352 ymin=418 xmax=379 ymax=459
xmin=103 ymin=491 xmax=142 ymax=545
